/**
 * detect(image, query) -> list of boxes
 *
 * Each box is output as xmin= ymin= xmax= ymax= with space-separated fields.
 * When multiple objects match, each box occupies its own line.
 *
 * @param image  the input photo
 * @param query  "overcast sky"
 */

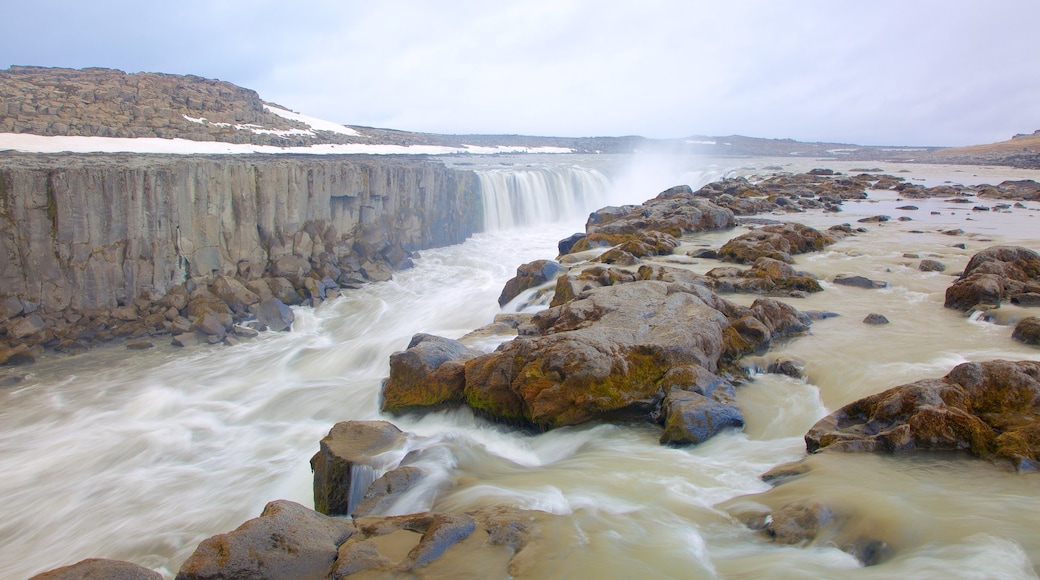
xmin=2 ymin=1 xmax=1037 ymax=146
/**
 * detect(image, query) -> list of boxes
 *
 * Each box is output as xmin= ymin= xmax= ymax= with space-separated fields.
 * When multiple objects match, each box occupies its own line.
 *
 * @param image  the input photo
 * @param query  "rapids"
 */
xmin=3 ymin=154 xmax=1040 ymax=579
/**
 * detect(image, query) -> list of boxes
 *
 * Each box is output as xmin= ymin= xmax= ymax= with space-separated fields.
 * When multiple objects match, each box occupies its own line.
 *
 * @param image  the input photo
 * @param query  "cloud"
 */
xmin=1 ymin=0 xmax=1038 ymax=145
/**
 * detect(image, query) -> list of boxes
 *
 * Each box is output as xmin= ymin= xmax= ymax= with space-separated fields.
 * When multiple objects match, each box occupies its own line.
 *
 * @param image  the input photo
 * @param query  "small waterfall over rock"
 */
xmin=476 ymin=166 xmax=611 ymax=230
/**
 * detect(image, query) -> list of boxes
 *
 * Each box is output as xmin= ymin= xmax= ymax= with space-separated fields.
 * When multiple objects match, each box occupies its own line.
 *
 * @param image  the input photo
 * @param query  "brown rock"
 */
xmin=805 ymin=360 xmax=1040 ymax=469
xmin=176 ymin=500 xmax=354 ymax=580
xmin=310 ymin=421 xmax=409 ymax=516
xmin=945 ymin=246 xmax=1040 ymax=310
xmin=29 ymin=558 xmax=161 ymax=580
xmin=381 ymin=334 xmax=483 ymax=413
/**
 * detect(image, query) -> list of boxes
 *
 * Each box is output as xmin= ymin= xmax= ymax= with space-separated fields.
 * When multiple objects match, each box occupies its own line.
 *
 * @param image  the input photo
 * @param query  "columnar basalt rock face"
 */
xmin=0 ymin=153 xmax=482 ymax=313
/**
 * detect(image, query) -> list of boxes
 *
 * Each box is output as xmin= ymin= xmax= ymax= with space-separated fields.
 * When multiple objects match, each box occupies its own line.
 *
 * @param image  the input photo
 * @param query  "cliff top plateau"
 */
xmin=2 ymin=66 xmax=1037 ymax=165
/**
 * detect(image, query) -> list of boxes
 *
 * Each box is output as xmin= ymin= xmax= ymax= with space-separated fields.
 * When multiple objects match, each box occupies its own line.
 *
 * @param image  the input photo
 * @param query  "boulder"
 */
xmin=176 ymin=500 xmax=354 ymax=580
xmin=381 ymin=334 xmax=484 ymax=413
xmin=863 ymin=313 xmax=890 ymax=325
xmin=1012 ymin=317 xmax=1040 ymax=345
xmin=498 ymin=260 xmax=566 ymax=307
xmin=266 ymin=276 xmax=303 ymax=306
xmin=833 ymin=275 xmax=888 ymax=289
xmin=718 ymin=223 xmax=845 ymax=264
xmin=352 ymin=466 xmax=426 ymax=517
xmin=0 ymin=344 xmax=36 ymax=365
xmin=805 ymin=360 xmax=1040 ymax=469
xmin=706 ymin=257 xmax=823 ymax=295
xmin=918 ymin=259 xmax=946 ymax=272
xmin=334 ymin=506 xmax=555 ymax=576
xmin=9 ymin=314 xmax=46 ymax=339
xmin=29 ymin=558 xmax=161 ymax=580
xmin=256 ymin=297 xmax=295 ymax=332
xmin=944 ymin=246 xmax=1040 ymax=311
xmin=659 ymin=369 xmax=743 ymax=445
xmin=310 ymin=421 xmax=410 ymax=516
xmin=210 ymin=275 xmax=260 ymax=314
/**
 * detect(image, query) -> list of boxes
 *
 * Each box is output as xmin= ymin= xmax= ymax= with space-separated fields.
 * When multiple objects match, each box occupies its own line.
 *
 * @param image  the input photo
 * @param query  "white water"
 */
xmin=4 ymin=156 xmax=1040 ymax=579
xmin=476 ymin=164 xmax=612 ymax=229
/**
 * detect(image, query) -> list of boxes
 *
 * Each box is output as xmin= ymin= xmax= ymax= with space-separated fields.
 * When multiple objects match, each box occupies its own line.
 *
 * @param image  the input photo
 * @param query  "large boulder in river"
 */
xmin=563 ymin=187 xmax=734 ymax=256
xmin=256 ymin=297 xmax=295 ymax=332
xmin=311 ymin=421 xmax=410 ymax=516
xmin=706 ymin=257 xmax=823 ymax=295
xmin=718 ymin=223 xmax=849 ymax=264
xmin=176 ymin=500 xmax=354 ymax=580
xmin=461 ymin=270 xmax=809 ymax=431
xmin=805 ymin=360 xmax=1040 ymax=469
xmin=498 ymin=260 xmax=566 ymax=306
xmin=944 ymin=246 xmax=1040 ymax=310
xmin=382 ymin=334 xmax=484 ymax=413
xmin=1012 ymin=317 xmax=1040 ymax=345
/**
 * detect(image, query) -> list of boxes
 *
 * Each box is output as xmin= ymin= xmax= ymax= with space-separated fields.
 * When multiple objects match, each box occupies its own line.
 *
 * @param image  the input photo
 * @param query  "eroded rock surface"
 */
xmin=805 ymin=360 xmax=1040 ymax=469
xmin=30 ymin=559 xmax=161 ymax=580
xmin=944 ymin=246 xmax=1040 ymax=311
xmin=176 ymin=500 xmax=355 ymax=580
xmin=718 ymin=223 xmax=851 ymax=264
xmin=311 ymin=421 xmax=411 ymax=516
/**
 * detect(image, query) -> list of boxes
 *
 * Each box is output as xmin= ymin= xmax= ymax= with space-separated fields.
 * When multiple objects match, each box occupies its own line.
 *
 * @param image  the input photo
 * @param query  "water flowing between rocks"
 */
xmin=4 ymin=155 xmax=1040 ymax=579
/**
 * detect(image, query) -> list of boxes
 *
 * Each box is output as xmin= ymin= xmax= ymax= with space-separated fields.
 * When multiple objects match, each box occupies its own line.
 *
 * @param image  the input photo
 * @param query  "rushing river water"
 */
xmin=4 ymin=155 xmax=1040 ymax=579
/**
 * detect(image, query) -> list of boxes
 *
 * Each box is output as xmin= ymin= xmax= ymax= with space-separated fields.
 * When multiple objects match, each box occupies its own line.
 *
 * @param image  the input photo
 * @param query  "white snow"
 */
xmin=684 ymin=139 xmax=717 ymax=145
xmin=264 ymin=105 xmax=362 ymax=137
xmin=0 ymin=133 xmax=574 ymax=156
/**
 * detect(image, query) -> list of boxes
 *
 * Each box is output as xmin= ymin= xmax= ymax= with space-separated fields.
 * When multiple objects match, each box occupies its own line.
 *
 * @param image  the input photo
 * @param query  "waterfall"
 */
xmin=476 ymin=166 xmax=611 ymax=230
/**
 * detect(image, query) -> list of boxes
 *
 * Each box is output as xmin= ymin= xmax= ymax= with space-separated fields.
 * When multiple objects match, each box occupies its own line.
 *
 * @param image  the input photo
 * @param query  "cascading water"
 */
xmin=476 ymin=165 xmax=612 ymax=230
xmin=5 ymin=155 xmax=1040 ymax=579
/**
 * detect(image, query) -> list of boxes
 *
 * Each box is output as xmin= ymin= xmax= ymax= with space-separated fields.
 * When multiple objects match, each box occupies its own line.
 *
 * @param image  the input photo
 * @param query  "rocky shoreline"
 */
xmin=25 ymin=169 xmax=1040 ymax=577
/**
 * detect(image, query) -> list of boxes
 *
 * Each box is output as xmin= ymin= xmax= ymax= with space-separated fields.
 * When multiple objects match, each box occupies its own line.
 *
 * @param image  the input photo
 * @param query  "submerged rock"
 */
xmin=833 ymin=275 xmax=888 ymax=289
xmin=805 ymin=360 xmax=1040 ymax=469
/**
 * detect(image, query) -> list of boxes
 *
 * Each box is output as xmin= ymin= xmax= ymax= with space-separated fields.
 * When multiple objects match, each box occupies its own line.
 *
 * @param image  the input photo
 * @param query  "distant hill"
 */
xmin=1 ymin=65 xmax=1036 ymax=167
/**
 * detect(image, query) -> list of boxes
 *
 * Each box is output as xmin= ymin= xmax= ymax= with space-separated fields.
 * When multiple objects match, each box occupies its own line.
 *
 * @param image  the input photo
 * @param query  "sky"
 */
xmin=2 ymin=0 xmax=1038 ymax=147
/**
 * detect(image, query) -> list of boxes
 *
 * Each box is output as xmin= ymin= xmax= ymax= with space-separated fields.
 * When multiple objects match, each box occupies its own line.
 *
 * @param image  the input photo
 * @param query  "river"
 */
xmin=3 ymin=154 xmax=1040 ymax=579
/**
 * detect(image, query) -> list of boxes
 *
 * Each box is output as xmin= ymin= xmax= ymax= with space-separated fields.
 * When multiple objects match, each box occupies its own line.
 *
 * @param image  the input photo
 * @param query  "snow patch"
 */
xmin=264 ymin=105 xmax=362 ymax=137
xmin=685 ymin=140 xmax=717 ymax=145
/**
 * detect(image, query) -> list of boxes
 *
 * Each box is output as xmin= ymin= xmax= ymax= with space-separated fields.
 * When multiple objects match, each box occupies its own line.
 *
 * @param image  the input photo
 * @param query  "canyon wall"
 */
xmin=0 ymin=153 xmax=483 ymax=312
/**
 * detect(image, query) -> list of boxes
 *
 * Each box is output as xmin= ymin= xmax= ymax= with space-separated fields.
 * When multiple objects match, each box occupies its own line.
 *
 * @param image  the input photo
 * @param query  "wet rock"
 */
xmin=688 ymin=248 xmax=719 ymax=259
xmin=29 ymin=558 xmax=162 ymax=580
xmin=361 ymin=261 xmax=393 ymax=282
xmin=557 ymin=232 xmax=585 ymax=256
xmin=805 ymin=360 xmax=1040 ymax=469
xmin=707 ymin=256 xmax=823 ymax=295
xmin=498 ymin=260 xmax=566 ymax=307
xmin=310 ymin=421 xmax=410 ymax=516
xmin=863 ymin=313 xmax=890 ymax=325
xmin=944 ymin=246 xmax=1040 ymax=311
xmin=125 ymin=339 xmax=154 ymax=350
xmin=382 ymin=333 xmax=483 ymax=413
xmin=896 ymin=205 xmax=919 ymax=210
xmin=176 ymin=500 xmax=354 ymax=580
xmin=857 ymin=215 xmax=890 ymax=223
xmin=1012 ymin=292 xmax=1040 ymax=306
xmin=903 ymin=253 xmax=921 ymax=258
xmin=718 ymin=223 xmax=846 ymax=264
xmin=352 ymin=466 xmax=426 ymax=517
xmin=256 ymin=297 xmax=295 ymax=332
xmin=659 ymin=384 xmax=744 ymax=445
xmin=768 ymin=358 xmax=805 ymax=378
xmin=919 ymin=259 xmax=946 ymax=272
xmin=0 ymin=344 xmax=36 ymax=365
xmin=1012 ymin=317 xmax=1040 ymax=345
xmin=335 ymin=506 xmax=555 ymax=576
xmin=833 ymin=275 xmax=888 ymax=289
xmin=564 ymin=186 xmax=734 ymax=257
xmin=804 ymin=310 xmax=840 ymax=320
